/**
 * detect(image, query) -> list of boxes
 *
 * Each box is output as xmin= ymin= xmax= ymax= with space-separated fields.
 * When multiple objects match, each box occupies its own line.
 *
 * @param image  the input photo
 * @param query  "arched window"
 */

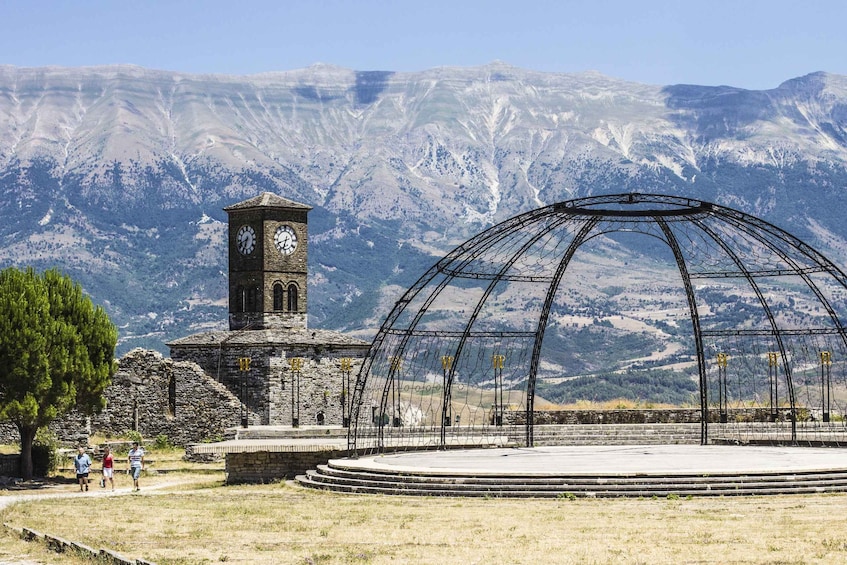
xmin=273 ymin=283 xmax=284 ymax=311
xmin=287 ymin=284 xmax=298 ymax=312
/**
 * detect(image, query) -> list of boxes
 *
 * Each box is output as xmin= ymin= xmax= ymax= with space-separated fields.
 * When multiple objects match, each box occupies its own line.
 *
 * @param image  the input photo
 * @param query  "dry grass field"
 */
xmin=2 ymin=472 xmax=847 ymax=565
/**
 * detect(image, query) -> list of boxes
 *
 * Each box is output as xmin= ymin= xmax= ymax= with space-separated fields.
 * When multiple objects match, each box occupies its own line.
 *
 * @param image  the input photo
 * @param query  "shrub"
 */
xmin=154 ymin=434 xmax=173 ymax=450
xmin=124 ymin=430 xmax=143 ymax=444
xmin=31 ymin=428 xmax=60 ymax=477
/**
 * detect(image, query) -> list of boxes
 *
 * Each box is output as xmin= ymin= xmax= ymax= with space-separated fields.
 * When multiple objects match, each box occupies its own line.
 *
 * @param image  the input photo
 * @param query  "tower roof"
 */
xmin=223 ymin=192 xmax=312 ymax=212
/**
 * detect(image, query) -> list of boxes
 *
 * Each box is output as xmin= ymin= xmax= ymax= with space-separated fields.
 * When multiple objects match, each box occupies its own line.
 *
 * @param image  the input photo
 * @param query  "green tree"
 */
xmin=0 ymin=267 xmax=117 ymax=479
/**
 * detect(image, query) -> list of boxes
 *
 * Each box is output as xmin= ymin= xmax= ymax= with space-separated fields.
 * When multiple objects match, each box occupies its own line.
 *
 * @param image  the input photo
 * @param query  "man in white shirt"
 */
xmin=127 ymin=441 xmax=145 ymax=492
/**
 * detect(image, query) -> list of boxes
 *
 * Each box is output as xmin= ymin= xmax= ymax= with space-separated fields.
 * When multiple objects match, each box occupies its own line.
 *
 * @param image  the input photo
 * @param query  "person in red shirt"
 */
xmin=101 ymin=445 xmax=115 ymax=491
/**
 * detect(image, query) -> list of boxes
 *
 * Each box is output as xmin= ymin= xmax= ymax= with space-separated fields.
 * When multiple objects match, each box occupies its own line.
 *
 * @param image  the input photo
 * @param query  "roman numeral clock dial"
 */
xmin=274 ymin=225 xmax=298 ymax=255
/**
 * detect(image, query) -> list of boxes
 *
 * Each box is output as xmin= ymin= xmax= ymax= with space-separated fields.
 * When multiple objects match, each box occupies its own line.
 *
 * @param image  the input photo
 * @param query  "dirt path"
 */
xmin=0 ymin=477 xmax=211 ymax=564
xmin=0 ymin=476 xmax=206 ymax=508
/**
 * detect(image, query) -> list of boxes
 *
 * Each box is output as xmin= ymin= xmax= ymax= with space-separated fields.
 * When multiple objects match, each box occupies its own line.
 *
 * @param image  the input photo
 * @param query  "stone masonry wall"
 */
xmin=91 ymin=349 xmax=243 ymax=446
xmin=0 ymin=409 xmax=91 ymax=447
xmin=226 ymin=449 xmax=348 ymax=483
xmin=171 ymin=343 xmax=364 ymax=427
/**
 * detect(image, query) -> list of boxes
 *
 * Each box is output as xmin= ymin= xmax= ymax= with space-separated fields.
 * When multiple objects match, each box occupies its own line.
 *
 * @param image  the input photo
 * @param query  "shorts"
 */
xmin=130 ymin=466 xmax=142 ymax=480
xmin=76 ymin=472 xmax=89 ymax=480
xmin=103 ymin=468 xmax=114 ymax=478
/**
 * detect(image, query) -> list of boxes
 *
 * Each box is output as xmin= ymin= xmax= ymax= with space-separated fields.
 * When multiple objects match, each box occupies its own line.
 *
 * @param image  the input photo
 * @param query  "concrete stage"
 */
xmin=341 ymin=444 xmax=847 ymax=475
xmin=298 ymin=444 xmax=847 ymax=497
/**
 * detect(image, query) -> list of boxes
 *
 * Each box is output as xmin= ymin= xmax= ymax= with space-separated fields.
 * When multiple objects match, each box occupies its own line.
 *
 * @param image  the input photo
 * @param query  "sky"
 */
xmin=1 ymin=0 xmax=846 ymax=90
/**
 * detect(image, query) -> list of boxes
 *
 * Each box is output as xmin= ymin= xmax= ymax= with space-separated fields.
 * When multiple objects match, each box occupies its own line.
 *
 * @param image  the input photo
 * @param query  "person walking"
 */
xmin=101 ymin=445 xmax=115 ymax=491
xmin=74 ymin=446 xmax=92 ymax=492
xmin=127 ymin=441 xmax=145 ymax=492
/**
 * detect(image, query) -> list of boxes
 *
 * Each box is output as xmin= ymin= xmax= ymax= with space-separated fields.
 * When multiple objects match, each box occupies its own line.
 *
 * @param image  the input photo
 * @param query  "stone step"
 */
xmin=230 ymin=426 xmax=350 ymax=440
xmin=296 ymin=469 xmax=847 ymax=498
xmin=298 ymin=459 xmax=847 ymax=496
xmin=313 ymin=463 xmax=847 ymax=486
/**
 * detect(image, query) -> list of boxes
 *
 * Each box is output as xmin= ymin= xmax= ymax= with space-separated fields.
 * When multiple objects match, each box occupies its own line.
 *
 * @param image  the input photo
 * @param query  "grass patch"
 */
xmin=1 ymin=477 xmax=846 ymax=564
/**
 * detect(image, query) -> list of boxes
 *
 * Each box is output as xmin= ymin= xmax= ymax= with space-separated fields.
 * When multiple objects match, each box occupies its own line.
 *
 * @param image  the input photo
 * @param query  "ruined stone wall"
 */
xmin=0 ymin=423 xmax=16 ymax=445
xmin=0 ymin=410 xmax=91 ymax=447
xmin=91 ymin=349 xmax=243 ymax=446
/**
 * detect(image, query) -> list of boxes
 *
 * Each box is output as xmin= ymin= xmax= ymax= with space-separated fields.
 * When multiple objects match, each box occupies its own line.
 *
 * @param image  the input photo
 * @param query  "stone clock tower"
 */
xmin=224 ymin=192 xmax=312 ymax=330
xmin=168 ymin=191 xmax=370 ymax=429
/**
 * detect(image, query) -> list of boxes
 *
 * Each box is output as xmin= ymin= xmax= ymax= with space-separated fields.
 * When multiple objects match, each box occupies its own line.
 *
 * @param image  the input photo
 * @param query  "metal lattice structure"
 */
xmin=349 ymin=193 xmax=847 ymax=453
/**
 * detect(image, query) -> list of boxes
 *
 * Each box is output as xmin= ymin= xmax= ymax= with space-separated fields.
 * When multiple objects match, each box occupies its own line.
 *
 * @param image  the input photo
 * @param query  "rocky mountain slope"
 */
xmin=1 ymin=63 xmax=846 ymax=357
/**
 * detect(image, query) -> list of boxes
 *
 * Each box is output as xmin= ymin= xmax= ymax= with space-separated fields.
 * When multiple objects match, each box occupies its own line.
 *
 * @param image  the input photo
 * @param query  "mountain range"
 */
xmin=1 ymin=63 xmax=847 ymax=360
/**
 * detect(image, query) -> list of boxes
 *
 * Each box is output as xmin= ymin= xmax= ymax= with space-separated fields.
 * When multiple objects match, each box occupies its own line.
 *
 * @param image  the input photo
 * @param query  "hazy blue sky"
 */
xmin=2 ymin=0 xmax=845 ymax=90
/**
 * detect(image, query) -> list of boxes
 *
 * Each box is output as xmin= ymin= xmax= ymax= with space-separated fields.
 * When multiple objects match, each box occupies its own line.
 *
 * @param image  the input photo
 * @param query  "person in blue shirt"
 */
xmin=74 ymin=446 xmax=92 ymax=492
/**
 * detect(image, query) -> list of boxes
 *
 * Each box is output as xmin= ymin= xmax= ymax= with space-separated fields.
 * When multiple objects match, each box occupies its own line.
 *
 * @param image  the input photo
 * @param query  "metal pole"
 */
xmin=768 ymin=352 xmax=779 ymax=422
xmin=391 ymin=357 xmax=402 ymax=427
xmin=821 ymin=351 xmax=832 ymax=422
xmin=493 ymin=354 xmax=505 ymax=427
xmin=290 ymin=357 xmax=302 ymax=427
xmin=341 ymin=358 xmax=352 ymax=427
xmin=239 ymin=356 xmax=251 ymax=428
xmin=295 ymin=369 xmax=300 ymax=427
xmin=717 ymin=353 xmax=728 ymax=423
xmin=441 ymin=355 xmax=454 ymax=448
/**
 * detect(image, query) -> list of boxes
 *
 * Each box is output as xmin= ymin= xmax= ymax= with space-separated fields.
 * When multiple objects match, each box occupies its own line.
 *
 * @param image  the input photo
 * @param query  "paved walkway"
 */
xmin=335 ymin=444 xmax=847 ymax=476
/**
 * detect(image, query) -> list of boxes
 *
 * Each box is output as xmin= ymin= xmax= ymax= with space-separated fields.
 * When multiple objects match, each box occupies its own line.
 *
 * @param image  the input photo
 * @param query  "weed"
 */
xmin=822 ymin=538 xmax=847 ymax=551
xmin=155 ymin=434 xmax=173 ymax=450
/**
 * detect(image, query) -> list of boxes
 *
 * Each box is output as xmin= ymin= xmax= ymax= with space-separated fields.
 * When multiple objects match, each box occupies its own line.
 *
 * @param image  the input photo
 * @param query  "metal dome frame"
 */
xmin=349 ymin=193 xmax=847 ymax=453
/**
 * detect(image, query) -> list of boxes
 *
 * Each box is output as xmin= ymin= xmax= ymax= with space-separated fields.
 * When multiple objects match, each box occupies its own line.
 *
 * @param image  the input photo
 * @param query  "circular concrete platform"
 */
xmin=298 ymin=445 xmax=847 ymax=497
xmin=341 ymin=444 xmax=847 ymax=476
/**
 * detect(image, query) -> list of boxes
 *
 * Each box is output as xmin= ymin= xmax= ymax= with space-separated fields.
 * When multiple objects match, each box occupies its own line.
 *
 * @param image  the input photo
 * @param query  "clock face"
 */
xmin=274 ymin=225 xmax=298 ymax=255
xmin=236 ymin=225 xmax=256 ymax=255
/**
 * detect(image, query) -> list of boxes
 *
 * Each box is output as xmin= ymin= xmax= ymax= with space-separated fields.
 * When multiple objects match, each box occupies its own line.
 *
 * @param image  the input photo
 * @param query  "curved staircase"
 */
xmin=295 ymin=424 xmax=847 ymax=497
xmin=297 ymin=460 xmax=847 ymax=497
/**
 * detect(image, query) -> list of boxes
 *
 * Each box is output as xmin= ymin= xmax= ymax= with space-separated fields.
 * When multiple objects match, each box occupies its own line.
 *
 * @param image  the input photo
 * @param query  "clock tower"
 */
xmin=224 ymin=192 xmax=312 ymax=330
